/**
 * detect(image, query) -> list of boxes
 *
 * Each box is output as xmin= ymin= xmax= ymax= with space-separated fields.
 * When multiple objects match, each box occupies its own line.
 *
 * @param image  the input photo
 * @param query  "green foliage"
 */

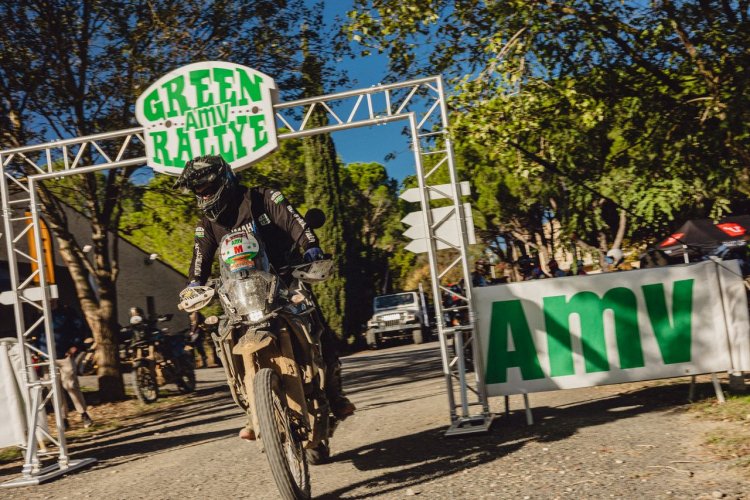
xmin=119 ymin=174 xmax=196 ymax=274
xmin=346 ymin=0 xmax=750 ymax=256
xmin=340 ymin=162 xmax=406 ymax=330
xmin=300 ymin=30 xmax=350 ymax=338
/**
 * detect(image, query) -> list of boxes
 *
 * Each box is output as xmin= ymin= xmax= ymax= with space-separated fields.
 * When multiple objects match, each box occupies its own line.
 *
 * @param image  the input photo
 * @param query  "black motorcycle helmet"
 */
xmin=174 ymin=155 xmax=238 ymax=221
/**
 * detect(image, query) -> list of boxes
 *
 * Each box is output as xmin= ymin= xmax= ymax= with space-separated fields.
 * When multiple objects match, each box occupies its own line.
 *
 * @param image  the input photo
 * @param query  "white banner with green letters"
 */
xmin=474 ymin=260 xmax=750 ymax=396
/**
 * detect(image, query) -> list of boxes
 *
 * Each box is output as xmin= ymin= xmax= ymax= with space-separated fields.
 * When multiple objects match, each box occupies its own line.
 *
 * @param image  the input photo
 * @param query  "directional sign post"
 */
xmin=400 ymin=182 xmax=475 ymax=254
xmin=399 ymin=181 xmax=471 ymax=203
xmin=401 ymin=203 xmax=476 ymax=254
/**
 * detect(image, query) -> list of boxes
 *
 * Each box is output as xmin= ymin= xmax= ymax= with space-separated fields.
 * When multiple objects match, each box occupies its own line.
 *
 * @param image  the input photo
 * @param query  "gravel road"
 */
xmin=1 ymin=340 xmax=748 ymax=499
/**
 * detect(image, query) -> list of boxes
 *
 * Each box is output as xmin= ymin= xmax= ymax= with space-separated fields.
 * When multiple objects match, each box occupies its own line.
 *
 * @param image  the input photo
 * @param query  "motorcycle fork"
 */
xmin=284 ymin=317 xmax=329 ymax=447
xmin=233 ymin=329 xmax=311 ymax=446
xmin=148 ymin=345 xmax=162 ymax=385
xmin=214 ymin=328 xmax=249 ymax=411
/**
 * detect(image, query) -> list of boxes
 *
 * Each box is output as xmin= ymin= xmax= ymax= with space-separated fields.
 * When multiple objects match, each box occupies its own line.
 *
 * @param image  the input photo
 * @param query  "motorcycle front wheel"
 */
xmin=133 ymin=365 xmax=159 ymax=404
xmin=254 ymin=368 xmax=310 ymax=500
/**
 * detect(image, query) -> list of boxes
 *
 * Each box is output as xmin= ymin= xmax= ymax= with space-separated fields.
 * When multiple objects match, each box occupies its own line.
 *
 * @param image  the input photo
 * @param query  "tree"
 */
xmin=0 ymin=0 xmax=312 ymax=400
xmin=299 ymin=21 xmax=350 ymax=338
xmin=340 ymin=162 xmax=404 ymax=331
xmin=345 ymin=0 xmax=750 ymax=258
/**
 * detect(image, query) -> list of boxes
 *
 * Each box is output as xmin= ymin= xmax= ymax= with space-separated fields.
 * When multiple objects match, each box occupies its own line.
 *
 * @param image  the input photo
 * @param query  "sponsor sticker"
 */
xmin=230 ymin=256 xmax=256 ymax=272
xmin=258 ymin=213 xmax=271 ymax=226
xmin=195 ymin=226 xmax=205 ymax=238
xmin=271 ymin=191 xmax=285 ymax=204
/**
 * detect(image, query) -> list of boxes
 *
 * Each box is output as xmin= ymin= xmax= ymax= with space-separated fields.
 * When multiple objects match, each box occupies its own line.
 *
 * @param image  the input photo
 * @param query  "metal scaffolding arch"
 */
xmin=0 ymin=75 xmax=490 ymax=486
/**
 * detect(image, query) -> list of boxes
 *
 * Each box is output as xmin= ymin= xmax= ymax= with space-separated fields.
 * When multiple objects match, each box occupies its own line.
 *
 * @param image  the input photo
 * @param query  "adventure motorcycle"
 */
xmin=123 ymin=313 xmax=196 ymax=404
xmin=179 ymin=218 xmax=335 ymax=500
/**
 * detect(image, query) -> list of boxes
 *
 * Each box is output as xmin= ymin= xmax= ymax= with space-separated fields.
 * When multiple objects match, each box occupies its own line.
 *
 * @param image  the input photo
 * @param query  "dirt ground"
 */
xmin=1 ymin=340 xmax=749 ymax=499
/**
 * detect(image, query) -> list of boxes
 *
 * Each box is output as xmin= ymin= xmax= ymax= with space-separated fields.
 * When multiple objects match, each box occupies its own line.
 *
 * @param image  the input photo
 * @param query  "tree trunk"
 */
xmin=612 ymin=210 xmax=627 ymax=250
xmin=94 ymin=294 xmax=124 ymax=401
xmin=36 ymin=186 xmax=126 ymax=401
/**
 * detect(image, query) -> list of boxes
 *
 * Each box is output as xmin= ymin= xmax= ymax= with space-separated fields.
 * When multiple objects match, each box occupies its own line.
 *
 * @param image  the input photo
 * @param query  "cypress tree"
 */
xmin=300 ymin=30 xmax=349 ymax=339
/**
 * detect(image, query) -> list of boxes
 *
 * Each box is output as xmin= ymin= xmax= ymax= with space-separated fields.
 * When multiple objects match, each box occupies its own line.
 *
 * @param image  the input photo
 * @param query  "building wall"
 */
xmin=1 ymin=199 xmax=190 ymax=337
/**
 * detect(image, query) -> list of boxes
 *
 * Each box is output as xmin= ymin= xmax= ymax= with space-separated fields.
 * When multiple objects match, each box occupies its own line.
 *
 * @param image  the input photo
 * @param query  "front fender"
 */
xmin=231 ymin=330 xmax=274 ymax=356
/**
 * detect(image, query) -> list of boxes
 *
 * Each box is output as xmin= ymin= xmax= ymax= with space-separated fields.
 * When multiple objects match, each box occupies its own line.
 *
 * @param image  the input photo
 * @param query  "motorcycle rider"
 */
xmin=174 ymin=154 xmax=355 ymax=440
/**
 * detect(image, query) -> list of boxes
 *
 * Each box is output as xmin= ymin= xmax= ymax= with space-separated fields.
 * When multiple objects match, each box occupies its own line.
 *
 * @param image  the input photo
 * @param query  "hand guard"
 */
xmin=303 ymin=247 xmax=324 ymax=263
xmin=178 ymin=285 xmax=215 ymax=313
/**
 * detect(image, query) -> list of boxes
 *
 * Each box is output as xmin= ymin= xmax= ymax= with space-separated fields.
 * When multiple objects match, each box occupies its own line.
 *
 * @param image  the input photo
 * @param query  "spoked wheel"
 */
xmin=133 ymin=365 xmax=159 ymax=404
xmin=254 ymin=368 xmax=310 ymax=500
xmin=177 ymin=356 xmax=196 ymax=394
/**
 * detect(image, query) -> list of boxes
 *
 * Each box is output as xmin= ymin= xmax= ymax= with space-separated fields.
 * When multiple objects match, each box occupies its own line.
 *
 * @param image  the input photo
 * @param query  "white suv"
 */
xmin=365 ymin=291 xmax=429 ymax=348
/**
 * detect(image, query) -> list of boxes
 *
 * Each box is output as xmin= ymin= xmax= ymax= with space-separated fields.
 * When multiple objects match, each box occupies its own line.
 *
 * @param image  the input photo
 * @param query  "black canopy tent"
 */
xmin=657 ymin=218 xmax=748 ymax=259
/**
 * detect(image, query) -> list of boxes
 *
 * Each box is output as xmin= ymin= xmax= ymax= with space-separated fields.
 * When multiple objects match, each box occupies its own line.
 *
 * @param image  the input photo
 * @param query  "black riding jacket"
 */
xmin=188 ymin=186 xmax=319 ymax=285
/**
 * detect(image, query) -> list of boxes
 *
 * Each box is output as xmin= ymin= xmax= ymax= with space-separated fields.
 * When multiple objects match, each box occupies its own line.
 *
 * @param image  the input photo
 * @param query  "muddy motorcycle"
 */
xmin=179 ymin=229 xmax=336 ymax=500
xmin=124 ymin=314 xmax=196 ymax=404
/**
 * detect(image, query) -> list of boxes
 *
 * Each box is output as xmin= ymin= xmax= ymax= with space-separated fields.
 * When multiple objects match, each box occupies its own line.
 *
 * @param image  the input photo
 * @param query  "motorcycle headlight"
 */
xmin=248 ymin=310 xmax=264 ymax=322
xmin=222 ymin=271 xmax=275 ymax=320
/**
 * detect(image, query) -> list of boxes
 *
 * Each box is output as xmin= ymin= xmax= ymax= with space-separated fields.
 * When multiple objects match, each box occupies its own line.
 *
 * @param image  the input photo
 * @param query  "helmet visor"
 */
xmin=193 ymin=176 xmax=222 ymax=198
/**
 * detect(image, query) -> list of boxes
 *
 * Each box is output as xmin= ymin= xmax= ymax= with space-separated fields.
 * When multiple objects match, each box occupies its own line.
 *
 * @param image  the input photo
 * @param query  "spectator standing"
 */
xmin=574 ymin=259 xmax=587 ymax=275
xmin=548 ymin=259 xmax=567 ymax=278
xmin=188 ymin=310 xmax=209 ymax=368
xmin=36 ymin=299 xmax=93 ymax=429
xmin=472 ymin=259 xmax=491 ymax=287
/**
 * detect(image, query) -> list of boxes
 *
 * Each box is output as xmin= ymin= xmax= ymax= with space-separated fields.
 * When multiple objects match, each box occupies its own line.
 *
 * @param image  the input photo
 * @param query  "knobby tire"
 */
xmin=133 ymin=365 xmax=159 ymax=404
xmin=254 ymin=368 xmax=310 ymax=500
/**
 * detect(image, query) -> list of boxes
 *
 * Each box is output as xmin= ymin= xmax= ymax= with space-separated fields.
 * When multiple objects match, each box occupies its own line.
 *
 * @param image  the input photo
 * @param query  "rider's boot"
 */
xmin=326 ymin=359 xmax=355 ymax=420
xmin=238 ymin=416 xmax=256 ymax=441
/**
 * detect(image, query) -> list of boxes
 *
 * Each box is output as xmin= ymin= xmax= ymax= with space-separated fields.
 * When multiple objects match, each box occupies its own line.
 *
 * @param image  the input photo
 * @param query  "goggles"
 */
xmin=193 ymin=177 xmax=221 ymax=197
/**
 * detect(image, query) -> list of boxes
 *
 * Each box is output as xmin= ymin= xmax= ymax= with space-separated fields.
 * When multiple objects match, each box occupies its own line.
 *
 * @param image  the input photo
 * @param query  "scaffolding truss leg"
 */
xmin=711 ymin=372 xmax=726 ymax=404
xmin=445 ymin=414 xmax=495 ymax=437
xmin=1 ymin=458 xmax=97 ymax=488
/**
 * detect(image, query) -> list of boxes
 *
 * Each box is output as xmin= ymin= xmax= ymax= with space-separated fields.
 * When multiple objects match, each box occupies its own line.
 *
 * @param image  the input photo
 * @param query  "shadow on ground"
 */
xmin=319 ymin=380 xmax=719 ymax=499
xmin=0 ymin=342 xmax=728 ymax=493
xmin=0 ymin=382 xmax=238 ymax=480
xmin=342 ymin=343 xmax=445 ymax=395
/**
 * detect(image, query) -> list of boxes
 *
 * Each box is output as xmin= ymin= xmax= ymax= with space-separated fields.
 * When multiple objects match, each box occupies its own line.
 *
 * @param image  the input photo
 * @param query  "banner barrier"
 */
xmin=473 ymin=260 xmax=750 ymax=397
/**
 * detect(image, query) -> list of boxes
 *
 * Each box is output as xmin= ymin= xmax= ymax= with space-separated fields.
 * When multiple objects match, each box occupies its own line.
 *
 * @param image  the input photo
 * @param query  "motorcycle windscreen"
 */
xmin=221 ymin=271 xmax=275 ymax=316
xmin=219 ymin=229 xmax=274 ymax=317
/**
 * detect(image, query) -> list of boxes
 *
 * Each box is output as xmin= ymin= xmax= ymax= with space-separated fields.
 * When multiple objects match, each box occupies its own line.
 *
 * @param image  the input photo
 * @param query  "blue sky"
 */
xmin=317 ymin=1 xmax=417 ymax=182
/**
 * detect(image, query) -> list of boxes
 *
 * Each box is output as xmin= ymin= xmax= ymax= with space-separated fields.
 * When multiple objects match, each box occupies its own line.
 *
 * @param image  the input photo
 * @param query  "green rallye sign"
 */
xmin=135 ymin=61 xmax=278 ymax=176
xmin=472 ymin=261 xmax=745 ymax=396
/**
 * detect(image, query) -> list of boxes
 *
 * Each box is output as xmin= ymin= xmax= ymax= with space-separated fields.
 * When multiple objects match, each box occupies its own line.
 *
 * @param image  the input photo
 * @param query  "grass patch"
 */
xmin=0 ymin=447 xmax=23 ymax=464
xmin=692 ymin=394 xmax=750 ymax=473
xmin=693 ymin=393 xmax=750 ymax=422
